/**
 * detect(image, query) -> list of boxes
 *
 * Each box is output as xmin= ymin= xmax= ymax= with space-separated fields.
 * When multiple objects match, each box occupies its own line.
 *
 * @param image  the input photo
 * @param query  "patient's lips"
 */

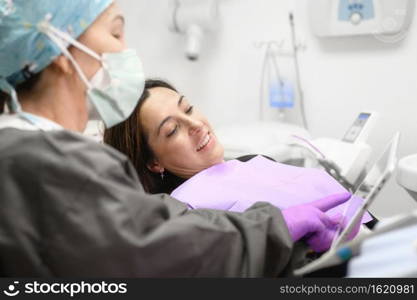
xmin=196 ymin=132 xmax=214 ymax=152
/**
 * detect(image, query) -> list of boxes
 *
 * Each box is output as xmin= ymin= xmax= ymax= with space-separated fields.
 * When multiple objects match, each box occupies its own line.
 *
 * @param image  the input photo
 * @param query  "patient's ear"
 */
xmin=147 ymin=159 xmax=164 ymax=174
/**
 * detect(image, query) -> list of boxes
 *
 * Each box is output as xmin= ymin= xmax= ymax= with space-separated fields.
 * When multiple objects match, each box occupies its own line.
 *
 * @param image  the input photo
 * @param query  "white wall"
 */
xmin=118 ymin=0 xmax=417 ymax=218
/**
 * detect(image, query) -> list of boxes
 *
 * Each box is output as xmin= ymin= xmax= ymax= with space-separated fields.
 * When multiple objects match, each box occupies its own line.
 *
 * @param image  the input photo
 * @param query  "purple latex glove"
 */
xmin=282 ymin=192 xmax=351 ymax=252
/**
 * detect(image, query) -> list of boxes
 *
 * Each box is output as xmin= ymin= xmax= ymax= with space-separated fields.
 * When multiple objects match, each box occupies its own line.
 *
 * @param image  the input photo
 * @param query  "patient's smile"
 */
xmin=196 ymin=132 xmax=212 ymax=152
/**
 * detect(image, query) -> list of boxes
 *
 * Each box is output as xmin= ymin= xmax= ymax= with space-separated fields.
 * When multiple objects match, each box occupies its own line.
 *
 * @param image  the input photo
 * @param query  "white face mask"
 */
xmin=39 ymin=21 xmax=145 ymax=128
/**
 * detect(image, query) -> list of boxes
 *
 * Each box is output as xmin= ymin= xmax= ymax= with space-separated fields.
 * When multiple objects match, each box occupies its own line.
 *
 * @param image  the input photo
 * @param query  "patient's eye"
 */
xmin=185 ymin=106 xmax=194 ymax=115
xmin=167 ymin=125 xmax=178 ymax=138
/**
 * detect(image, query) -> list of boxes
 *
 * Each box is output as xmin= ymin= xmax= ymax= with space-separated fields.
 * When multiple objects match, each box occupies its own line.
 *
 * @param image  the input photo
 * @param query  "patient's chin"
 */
xmin=211 ymin=145 xmax=224 ymax=163
xmin=201 ymin=136 xmax=224 ymax=161
xmin=201 ymin=156 xmax=224 ymax=174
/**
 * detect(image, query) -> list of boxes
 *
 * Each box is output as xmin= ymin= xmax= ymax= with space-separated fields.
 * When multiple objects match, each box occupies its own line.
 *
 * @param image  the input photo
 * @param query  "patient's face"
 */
xmin=140 ymin=87 xmax=224 ymax=178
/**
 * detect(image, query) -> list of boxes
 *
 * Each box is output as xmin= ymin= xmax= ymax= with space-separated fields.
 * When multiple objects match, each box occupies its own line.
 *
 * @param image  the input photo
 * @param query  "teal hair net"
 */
xmin=0 ymin=0 xmax=113 ymax=91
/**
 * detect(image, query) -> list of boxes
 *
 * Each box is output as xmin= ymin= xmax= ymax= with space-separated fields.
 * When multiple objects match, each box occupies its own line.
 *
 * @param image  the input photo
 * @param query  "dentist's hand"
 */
xmin=282 ymin=192 xmax=351 ymax=252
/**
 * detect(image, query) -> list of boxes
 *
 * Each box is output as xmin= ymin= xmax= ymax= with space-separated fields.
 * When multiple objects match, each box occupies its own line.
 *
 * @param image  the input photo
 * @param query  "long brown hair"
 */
xmin=104 ymin=79 xmax=186 ymax=194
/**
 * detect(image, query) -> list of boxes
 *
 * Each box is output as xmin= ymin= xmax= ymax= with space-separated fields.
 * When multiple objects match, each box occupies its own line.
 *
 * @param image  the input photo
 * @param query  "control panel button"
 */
xmin=350 ymin=12 xmax=362 ymax=25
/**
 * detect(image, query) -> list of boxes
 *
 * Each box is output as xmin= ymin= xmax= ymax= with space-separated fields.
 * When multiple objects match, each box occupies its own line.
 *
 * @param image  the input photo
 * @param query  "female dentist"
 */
xmin=0 ymin=0 xmax=349 ymax=276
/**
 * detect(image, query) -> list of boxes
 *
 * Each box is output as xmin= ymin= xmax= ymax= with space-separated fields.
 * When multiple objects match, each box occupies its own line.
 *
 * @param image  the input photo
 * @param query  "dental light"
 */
xmin=170 ymin=0 xmax=220 ymax=61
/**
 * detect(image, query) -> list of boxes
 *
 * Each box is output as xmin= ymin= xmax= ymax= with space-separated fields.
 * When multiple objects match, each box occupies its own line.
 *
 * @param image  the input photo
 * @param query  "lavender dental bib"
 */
xmin=171 ymin=156 xmax=371 ymax=223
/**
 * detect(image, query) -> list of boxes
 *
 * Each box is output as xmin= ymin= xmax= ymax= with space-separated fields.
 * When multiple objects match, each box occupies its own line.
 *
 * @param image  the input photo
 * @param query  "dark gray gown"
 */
xmin=0 ymin=125 xmax=293 ymax=277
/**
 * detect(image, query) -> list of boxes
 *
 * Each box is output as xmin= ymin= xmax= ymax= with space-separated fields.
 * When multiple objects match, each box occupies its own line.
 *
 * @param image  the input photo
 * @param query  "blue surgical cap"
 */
xmin=0 ymin=0 xmax=113 ymax=88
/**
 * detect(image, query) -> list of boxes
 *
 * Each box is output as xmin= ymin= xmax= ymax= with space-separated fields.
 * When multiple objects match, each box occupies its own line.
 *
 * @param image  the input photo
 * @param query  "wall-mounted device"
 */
xmin=170 ymin=0 xmax=220 ymax=61
xmin=309 ymin=0 xmax=415 ymax=37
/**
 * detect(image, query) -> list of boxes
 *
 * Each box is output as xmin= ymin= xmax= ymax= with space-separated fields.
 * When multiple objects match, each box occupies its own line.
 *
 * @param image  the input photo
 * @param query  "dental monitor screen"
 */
xmin=342 ymin=113 xmax=371 ymax=143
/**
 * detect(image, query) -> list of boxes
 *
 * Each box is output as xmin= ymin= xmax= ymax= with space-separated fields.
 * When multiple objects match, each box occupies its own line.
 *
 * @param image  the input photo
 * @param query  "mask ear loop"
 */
xmin=37 ymin=20 xmax=103 ymax=91
xmin=44 ymin=22 xmax=102 ymax=62
xmin=43 ymin=33 xmax=92 ymax=90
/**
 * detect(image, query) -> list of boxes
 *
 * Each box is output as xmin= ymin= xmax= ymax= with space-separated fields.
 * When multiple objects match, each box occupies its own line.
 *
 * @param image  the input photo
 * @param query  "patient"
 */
xmin=104 ymin=79 xmax=225 ymax=194
xmin=105 ymin=78 xmax=373 ymax=222
xmin=104 ymin=79 xmax=374 ymax=256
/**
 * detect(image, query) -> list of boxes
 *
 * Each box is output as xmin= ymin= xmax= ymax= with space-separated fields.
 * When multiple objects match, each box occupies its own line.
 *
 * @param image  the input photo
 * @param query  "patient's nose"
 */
xmin=187 ymin=118 xmax=204 ymax=136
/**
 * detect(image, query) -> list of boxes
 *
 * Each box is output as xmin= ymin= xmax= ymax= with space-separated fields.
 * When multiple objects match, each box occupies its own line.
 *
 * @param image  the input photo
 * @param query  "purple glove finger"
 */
xmin=282 ymin=205 xmax=315 ymax=241
xmin=304 ymin=211 xmax=340 ymax=252
xmin=283 ymin=206 xmax=330 ymax=242
xmin=328 ymin=212 xmax=343 ymax=225
xmin=330 ymin=211 xmax=363 ymax=242
xmin=319 ymin=211 xmax=342 ymax=229
xmin=282 ymin=193 xmax=352 ymax=249
xmin=310 ymin=192 xmax=352 ymax=212
xmin=306 ymin=226 xmax=338 ymax=253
